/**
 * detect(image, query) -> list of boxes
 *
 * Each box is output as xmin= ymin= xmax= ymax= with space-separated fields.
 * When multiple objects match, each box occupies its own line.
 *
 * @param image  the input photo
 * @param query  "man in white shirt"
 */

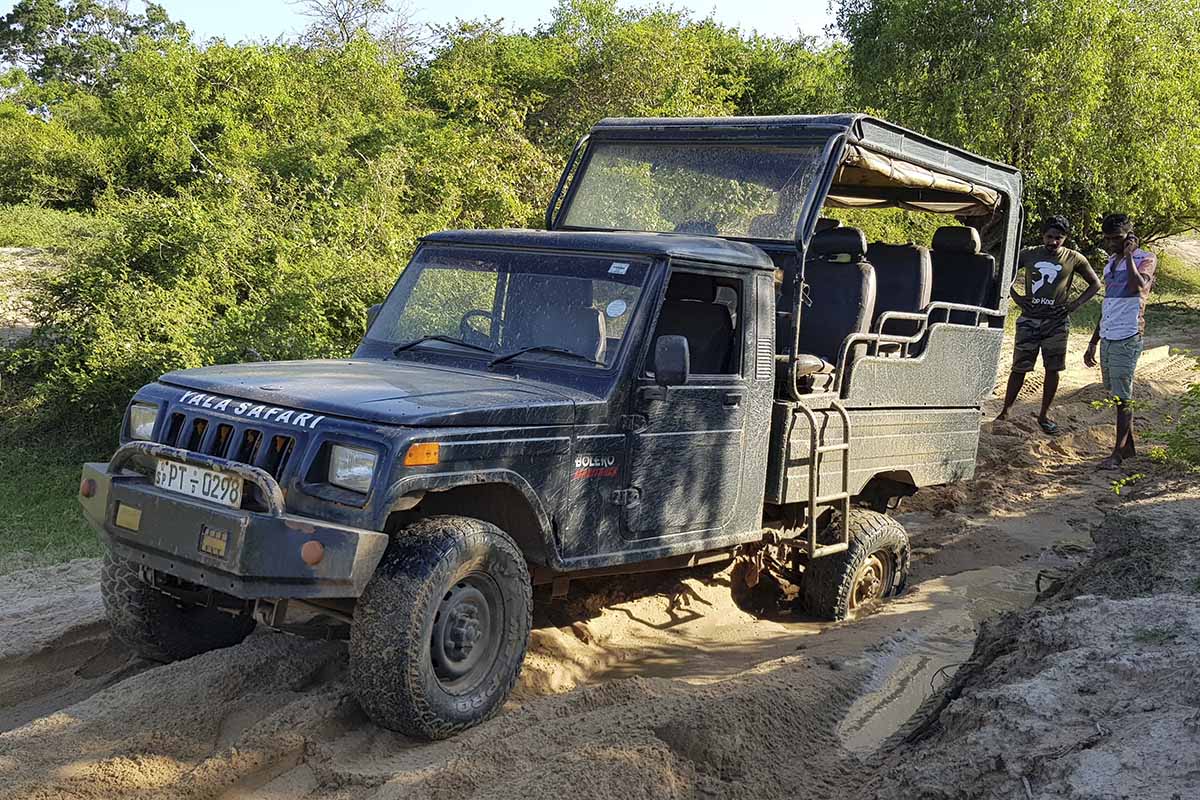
xmin=1084 ymin=213 xmax=1156 ymax=469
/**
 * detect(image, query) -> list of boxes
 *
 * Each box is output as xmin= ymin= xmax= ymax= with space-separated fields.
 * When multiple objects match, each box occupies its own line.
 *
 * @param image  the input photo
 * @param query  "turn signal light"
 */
xmin=404 ymin=442 xmax=440 ymax=466
xmin=79 ymin=478 xmax=96 ymax=498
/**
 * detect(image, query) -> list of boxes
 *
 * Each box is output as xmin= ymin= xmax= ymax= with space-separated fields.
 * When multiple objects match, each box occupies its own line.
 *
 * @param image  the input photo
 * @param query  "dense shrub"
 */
xmin=2 ymin=0 xmax=1199 ymax=440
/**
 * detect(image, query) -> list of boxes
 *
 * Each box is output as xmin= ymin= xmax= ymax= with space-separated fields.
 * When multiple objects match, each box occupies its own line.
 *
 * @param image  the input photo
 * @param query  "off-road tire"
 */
xmin=801 ymin=510 xmax=910 ymax=621
xmin=350 ymin=516 xmax=532 ymax=740
xmin=729 ymin=558 xmax=785 ymax=616
xmin=101 ymin=553 xmax=256 ymax=662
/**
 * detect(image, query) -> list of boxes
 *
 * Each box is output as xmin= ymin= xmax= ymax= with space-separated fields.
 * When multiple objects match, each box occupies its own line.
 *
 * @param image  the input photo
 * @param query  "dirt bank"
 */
xmin=868 ymin=482 xmax=1200 ymax=800
xmin=0 ymin=337 xmax=1194 ymax=799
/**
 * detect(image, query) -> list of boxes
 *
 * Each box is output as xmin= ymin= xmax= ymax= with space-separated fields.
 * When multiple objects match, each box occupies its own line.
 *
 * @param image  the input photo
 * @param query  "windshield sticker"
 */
xmin=573 ymin=454 xmax=617 ymax=479
xmin=605 ymin=299 xmax=628 ymax=318
xmin=178 ymin=391 xmax=325 ymax=429
xmin=608 ymin=262 xmax=629 ymax=275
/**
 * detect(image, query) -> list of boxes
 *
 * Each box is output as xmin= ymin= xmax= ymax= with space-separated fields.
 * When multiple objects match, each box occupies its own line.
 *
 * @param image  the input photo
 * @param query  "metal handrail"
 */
xmin=109 ymin=441 xmax=287 ymax=517
xmin=787 ymin=299 xmax=1008 ymax=395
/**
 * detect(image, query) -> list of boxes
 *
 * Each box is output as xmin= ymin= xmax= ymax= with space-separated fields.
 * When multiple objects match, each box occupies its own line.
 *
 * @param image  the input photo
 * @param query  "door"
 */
xmin=621 ymin=268 xmax=748 ymax=540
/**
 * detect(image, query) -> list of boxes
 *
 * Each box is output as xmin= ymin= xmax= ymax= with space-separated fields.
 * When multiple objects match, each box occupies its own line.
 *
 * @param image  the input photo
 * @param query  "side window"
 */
xmin=648 ymin=270 xmax=743 ymax=376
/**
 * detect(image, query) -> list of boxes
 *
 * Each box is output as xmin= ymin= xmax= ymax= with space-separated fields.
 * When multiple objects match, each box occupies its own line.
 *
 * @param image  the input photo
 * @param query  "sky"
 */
xmin=0 ymin=0 xmax=836 ymax=42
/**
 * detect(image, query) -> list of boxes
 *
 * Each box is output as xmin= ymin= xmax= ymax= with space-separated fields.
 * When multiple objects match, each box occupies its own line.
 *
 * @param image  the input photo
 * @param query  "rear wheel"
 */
xmin=729 ymin=557 xmax=786 ymax=616
xmin=801 ymin=510 xmax=910 ymax=621
xmin=101 ymin=553 xmax=256 ymax=662
xmin=350 ymin=516 xmax=532 ymax=740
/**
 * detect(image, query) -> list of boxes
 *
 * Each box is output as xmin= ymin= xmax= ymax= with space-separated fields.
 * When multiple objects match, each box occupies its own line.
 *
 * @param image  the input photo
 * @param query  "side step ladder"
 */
xmin=794 ymin=400 xmax=852 ymax=559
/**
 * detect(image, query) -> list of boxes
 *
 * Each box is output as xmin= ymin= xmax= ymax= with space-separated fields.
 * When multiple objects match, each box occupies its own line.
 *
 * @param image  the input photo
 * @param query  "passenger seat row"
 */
xmin=789 ymin=224 xmax=997 ymax=391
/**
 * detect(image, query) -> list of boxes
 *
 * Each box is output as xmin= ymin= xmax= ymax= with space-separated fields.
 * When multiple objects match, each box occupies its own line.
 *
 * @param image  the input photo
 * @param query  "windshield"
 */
xmin=367 ymin=246 xmax=650 ymax=370
xmin=560 ymin=140 xmax=825 ymax=239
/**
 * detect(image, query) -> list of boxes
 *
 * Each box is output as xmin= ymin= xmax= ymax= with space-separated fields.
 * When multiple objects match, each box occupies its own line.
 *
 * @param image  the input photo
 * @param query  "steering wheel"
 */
xmin=459 ymin=310 xmax=493 ymax=347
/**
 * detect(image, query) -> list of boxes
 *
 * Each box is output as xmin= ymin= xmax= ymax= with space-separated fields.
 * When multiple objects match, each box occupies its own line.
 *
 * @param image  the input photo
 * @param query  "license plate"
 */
xmin=154 ymin=460 xmax=244 ymax=509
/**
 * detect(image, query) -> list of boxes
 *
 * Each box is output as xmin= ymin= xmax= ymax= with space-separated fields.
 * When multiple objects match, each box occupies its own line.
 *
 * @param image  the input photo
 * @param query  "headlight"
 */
xmin=328 ymin=445 xmax=377 ymax=493
xmin=128 ymin=402 xmax=158 ymax=440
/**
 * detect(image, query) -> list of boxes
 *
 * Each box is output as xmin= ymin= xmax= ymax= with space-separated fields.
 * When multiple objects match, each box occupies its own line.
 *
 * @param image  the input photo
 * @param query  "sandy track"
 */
xmin=0 ymin=340 xmax=1195 ymax=799
xmin=0 ymin=247 xmax=58 ymax=345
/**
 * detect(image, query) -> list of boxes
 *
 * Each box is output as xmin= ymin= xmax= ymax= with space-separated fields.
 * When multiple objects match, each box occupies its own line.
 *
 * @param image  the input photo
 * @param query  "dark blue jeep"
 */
xmin=80 ymin=115 xmax=1023 ymax=739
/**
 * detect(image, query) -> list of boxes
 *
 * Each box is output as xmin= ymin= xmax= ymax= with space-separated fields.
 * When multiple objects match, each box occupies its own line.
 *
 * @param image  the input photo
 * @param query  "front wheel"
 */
xmin=801 ymin=510 xmax=910 ymax=621
xmin=349 ymin=516 xmax=532 ymax=740
xmin=101 ymin=553 xmax=256 ymax=662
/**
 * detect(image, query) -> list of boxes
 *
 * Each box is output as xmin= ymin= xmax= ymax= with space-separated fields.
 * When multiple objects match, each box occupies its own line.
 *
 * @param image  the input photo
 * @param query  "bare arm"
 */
xmin=1122 ymin=239 xmax=1150 ymax=292
xmin=1066 ymin=260 xmax=1102 ymax=313
xmin=1085 ymin=316 xmax=1100 ymax=367
xmin=1007 ymin=270 xmax=1033 ymax=312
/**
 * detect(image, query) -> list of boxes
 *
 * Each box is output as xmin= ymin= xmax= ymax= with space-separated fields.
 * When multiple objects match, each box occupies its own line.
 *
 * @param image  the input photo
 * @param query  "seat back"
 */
xmin=866 ymin=242 xmax=932 ymax=337
xmin=798 ymin=227 xmax=876 ymax=364
xmin=653 ymin=273 xmax=735 ymax=374
xmin=930 ymin=226 xmax=998 ymax=324
xmin=505 ymin=275 xmax=607 ymax=361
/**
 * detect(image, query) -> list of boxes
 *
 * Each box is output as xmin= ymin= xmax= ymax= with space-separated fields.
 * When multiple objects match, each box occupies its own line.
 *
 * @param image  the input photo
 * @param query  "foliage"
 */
xmin=1153 ymin=368 xmax=1200 ymax=469
xmin=1110 ymin=472 xmax=1145 ymax=495
xmin=2 ymin=0 xmax=1200 ymax=439
xmin=0 ymin=441 xmax=100 ymax=572
xmin=0 ymin=204 xmax=103 ymax=247
xmin=836 ymin=0 xmax=1200 ymax=246
xmin=0 ymin=0 xmax=185 ymax=88
xmin=0 ymin=35 xmax=555 ymax=434
xmin=295 ymin=0 xmax=419 ymax=57
xmin=0 ymin=96 xmax=108 ymax=208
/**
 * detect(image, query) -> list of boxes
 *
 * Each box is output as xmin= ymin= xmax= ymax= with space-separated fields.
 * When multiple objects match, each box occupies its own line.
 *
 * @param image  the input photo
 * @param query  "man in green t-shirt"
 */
xmin=995 ymin=216 xmax=1101 ymax=433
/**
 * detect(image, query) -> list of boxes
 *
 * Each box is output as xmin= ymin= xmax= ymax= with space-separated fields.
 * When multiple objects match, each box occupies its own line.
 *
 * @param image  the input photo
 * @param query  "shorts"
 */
xmin=1100 ymin=334 xmax=1143 ymax=402
xmin=1011 ymin=315 xmax=1069 ymax=373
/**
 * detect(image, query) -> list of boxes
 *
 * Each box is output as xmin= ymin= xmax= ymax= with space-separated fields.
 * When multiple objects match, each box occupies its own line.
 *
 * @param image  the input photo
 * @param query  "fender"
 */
xmin=377 ymin=469 xmax=563 ymax=568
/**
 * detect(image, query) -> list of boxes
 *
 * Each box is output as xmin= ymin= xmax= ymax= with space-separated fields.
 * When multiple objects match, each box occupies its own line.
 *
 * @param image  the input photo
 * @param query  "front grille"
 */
xmin=161 ymin=412 xmax=297 ymax=482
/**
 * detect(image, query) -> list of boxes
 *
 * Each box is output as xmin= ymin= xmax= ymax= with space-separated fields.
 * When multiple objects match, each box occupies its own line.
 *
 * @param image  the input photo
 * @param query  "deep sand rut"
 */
xmin=0 ymin=340 xmax=1195 ymax=799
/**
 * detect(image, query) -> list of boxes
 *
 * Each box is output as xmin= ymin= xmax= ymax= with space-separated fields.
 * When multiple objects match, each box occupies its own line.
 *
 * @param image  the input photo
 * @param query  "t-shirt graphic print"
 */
xmin=1017 ymin=245 xmax=1089 ymax=318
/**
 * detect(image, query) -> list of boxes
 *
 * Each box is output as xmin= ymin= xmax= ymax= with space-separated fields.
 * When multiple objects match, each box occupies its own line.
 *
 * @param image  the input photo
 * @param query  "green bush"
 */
xmin=1154 ymin=364 xmax=1200 ymax=468
xmin=0 ymin=100 xmax=109 ymax=209
xmin=0 ymin=204 xmax=105 ymax=248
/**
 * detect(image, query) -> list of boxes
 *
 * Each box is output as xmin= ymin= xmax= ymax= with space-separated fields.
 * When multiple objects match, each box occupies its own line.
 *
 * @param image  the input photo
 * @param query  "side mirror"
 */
xmin=366 ymin=303 xmax=382 ymax=332
xmin=654 ymin=335 xmax=690 ymax=387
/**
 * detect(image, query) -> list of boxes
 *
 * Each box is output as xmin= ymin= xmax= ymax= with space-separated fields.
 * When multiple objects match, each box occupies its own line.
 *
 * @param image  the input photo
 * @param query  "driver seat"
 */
xmin=794 ymin=227 xmax=876 ymax=392
xmin=504 ymin=275 xmax=607 ymax=362
xmin=510 ymin=304 xmax=606 ymax=362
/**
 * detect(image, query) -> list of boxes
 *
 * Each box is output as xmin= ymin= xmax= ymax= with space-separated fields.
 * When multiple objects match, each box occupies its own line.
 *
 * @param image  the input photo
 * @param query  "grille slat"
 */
xmin=211 ymin=424 xmax=234 ymax=458
xmin=156 ymin=414 xmax=296 ymax=480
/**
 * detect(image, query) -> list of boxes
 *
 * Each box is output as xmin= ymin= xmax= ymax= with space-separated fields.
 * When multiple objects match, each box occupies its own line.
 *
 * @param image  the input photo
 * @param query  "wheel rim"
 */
xmin=849 ymin=552 xmax=893 ymax=614
xmin=430 ymin=572 xmax=504 ymax=694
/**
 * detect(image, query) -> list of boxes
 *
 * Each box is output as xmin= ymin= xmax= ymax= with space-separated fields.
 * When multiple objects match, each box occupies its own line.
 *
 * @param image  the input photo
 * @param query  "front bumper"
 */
xmin=79 ymin=442 xmax=390 ymax=599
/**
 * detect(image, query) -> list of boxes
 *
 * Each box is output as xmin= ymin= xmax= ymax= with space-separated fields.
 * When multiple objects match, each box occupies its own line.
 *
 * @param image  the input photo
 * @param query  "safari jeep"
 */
xmin=80 ymin=115 xmax=1023 ymax=739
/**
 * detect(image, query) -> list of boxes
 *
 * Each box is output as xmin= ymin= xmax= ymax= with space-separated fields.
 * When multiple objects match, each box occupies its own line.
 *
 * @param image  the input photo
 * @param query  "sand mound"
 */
xmin=870 ymin=487 xmax=1200 ymax=800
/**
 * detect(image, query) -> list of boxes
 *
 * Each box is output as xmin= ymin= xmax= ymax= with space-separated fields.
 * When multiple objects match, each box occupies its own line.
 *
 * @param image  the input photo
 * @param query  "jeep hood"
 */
xmin=159 ymin=359 xmax=583 ymax=427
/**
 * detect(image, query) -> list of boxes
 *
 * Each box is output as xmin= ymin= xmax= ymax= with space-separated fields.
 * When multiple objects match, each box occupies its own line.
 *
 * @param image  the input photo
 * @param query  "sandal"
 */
xmin=1038 ymin=418 xmax=1059 ymax=435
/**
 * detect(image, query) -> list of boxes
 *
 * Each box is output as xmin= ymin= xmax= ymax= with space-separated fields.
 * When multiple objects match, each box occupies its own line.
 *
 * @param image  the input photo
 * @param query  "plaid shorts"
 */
xmin=1101 ymin=334 xmax=1143 ymax=402
xmin=1011 ymin=315 xmax=1070 ymax=373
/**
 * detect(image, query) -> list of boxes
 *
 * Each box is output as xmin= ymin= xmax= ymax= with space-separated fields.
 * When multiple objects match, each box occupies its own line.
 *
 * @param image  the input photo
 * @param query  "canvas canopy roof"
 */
xmin=826 ymin=144 xmax=1001 ymax=216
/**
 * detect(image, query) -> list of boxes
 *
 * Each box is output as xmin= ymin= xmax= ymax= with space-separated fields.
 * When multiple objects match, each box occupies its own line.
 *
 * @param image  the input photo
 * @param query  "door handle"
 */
xmin=722 ymin=392 xmax=743 ymax=407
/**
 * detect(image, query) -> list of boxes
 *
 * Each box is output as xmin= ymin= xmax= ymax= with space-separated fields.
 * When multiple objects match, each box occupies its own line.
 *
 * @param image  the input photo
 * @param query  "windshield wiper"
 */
xmin=488 ymin=345 xmax=605 ymax=368
xmin=393 ymin=335 xmax=494 ymax=355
